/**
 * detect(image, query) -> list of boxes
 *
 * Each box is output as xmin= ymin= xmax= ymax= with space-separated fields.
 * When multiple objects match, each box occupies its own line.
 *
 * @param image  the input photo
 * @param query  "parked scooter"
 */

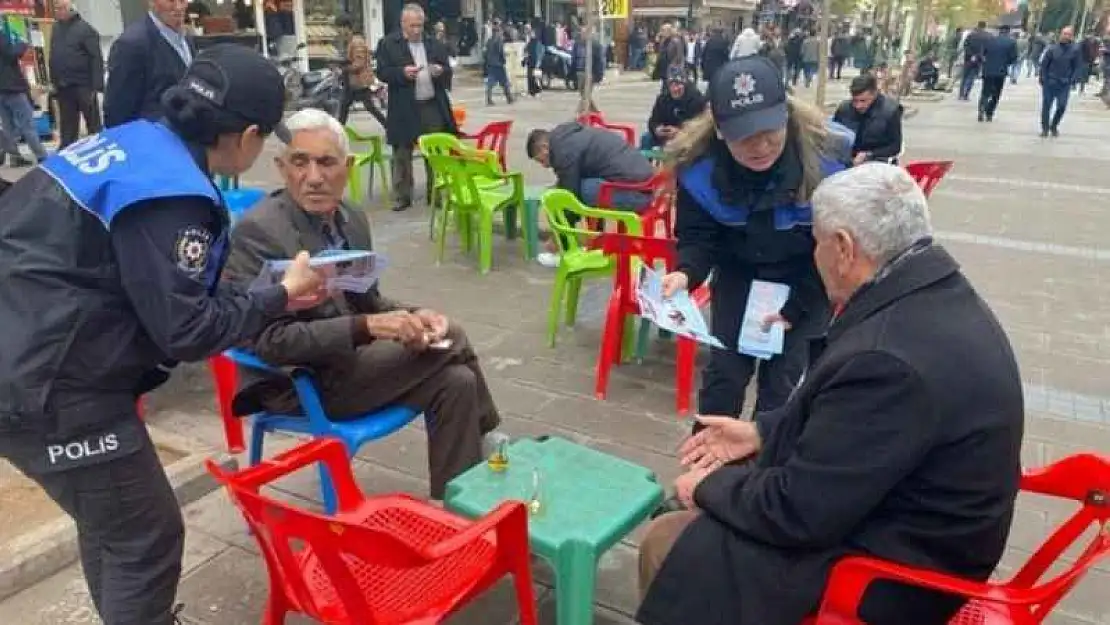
xmin=270 ymin=41 xmax=308 ymax=106
xmin=291 ymin=58 xmax=349 ymax=117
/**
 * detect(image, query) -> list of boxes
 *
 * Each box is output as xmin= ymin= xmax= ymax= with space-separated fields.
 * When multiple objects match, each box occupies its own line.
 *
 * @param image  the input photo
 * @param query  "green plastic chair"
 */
xmin=541 ymin=189 xmax=643 ymax=350
xmin=418 ymin=133 xmax=524 ymax=274
xmin=420 ymin=132 xmax=501 ymax=242
xmin=344 ymin=126 xmax=391 ymax=209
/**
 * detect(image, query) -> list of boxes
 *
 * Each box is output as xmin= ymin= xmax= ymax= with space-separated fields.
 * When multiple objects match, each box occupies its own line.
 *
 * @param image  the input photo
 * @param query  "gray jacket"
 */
xmin=802 ymin=36 xmax=821 ymax=64
xmin=548 ymin=122 xmax=655 ymax=198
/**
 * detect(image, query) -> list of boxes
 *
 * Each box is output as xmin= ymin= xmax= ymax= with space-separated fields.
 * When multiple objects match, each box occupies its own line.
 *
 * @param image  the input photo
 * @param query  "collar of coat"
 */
xmin=827 ymin=241 xmax=959 ymax=343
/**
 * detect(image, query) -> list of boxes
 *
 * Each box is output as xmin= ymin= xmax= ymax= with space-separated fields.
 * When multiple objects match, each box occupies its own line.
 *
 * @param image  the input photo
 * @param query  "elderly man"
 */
xmin=48 ymin=0 xmax=104 ymax=148
xmin=375 ymin=3 xmax=457 ymax=212
xmin=636 ymin=163 xmax=1024 ymax=625
xmin=222 ymin=109 xmax=502 ymax=500
xmin=105 ymin=0 xmax=194 ymax=128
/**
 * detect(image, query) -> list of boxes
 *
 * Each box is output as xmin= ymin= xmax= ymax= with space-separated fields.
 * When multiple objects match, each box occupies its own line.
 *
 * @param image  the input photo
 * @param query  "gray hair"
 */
xmin=401 ymin=3 xmax=425 ymax=18
xmin=811 ymin=162 xmax=933 ymax=263
xmin=282 ymin=108 xmax=349 ymax=156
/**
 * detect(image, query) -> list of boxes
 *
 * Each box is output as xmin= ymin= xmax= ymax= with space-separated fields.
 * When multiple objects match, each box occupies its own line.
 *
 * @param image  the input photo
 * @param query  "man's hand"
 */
xmin=761 ymin=312 xmax=792 ymax=332
xmin=414 ymin=308 xmax=449 ymax=341
xmin=281 ymin=251 xmax=328 ymax=311
xmin=674 ymin=467 xmax=711 ymax=509
xmin=403 ymin=64 xmax=421 ymax=80
xmin=365 ymin=311 xmax=427 ymax=347
xmin=429 ymin=63 xmax=444 ymax=77
xmin=679 ymin=415 xmax=761 ymax=471
xmin=660 ymin=271 xmax=689 ymax=298
xmin=852 ymin=151 xmax=870 ymax=166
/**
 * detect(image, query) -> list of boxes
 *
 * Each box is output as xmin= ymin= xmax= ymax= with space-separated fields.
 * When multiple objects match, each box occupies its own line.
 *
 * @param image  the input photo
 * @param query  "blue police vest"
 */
xmin=39 ymin=120 xmax=228 ymax=292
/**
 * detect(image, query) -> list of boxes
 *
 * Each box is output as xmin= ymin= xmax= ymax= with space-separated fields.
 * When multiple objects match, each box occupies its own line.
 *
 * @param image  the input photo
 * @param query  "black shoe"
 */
xmin=391 ymin=201 xmax=412 ymax=212
xmin=986 ymin=114 xmax=993 ymax=122
xmin=1050 ymin=127 xmax=1060 ymax=137
xmin=977 ymin=111 xmax=984 ymax=122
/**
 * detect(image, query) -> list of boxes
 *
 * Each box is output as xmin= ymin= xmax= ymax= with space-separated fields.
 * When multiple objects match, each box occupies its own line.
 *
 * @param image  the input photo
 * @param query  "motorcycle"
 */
xmin=270 ymin=41 xmax=308 ymax=106
xmin=540 ymin=46 xmax=577 ymax=91
xmin=291 ymin=59 xmax=348 ymax=117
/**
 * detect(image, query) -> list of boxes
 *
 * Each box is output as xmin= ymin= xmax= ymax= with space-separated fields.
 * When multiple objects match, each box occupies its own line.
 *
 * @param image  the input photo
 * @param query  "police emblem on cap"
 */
xmin=175 ymin=226 xmax=212 ymax=274
xmin=731 ymin=72 xmax=764 ymax=108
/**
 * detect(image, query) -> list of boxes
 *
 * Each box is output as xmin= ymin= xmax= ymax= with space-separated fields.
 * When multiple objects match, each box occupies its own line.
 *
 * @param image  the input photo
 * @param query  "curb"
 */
xmin=0 ymin=428 xmax=237 ymax=602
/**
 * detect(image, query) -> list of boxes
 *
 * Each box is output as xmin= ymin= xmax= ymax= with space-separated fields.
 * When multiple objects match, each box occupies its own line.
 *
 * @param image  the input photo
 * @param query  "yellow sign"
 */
xmin=600 ymin=0 xmax=629 ymax=19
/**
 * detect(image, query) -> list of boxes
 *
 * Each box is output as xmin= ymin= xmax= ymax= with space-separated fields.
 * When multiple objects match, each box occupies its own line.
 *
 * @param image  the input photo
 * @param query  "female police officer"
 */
xmin=662 ymin=56 xmax=852 ymax=429
xmin=0 ymin=44 xmax=325 ymax=624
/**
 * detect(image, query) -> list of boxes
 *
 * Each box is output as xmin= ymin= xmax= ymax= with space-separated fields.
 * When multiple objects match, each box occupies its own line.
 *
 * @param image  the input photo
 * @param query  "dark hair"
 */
xmin=160 ymin=85 xmax=263 ymax=147
xmin=849 ymin=74 xmax=878 ymax=96
xmin=977 ymin=20 xmax=987 ymax=28
xmin=526 ymin=129 xmax=549 ymax=159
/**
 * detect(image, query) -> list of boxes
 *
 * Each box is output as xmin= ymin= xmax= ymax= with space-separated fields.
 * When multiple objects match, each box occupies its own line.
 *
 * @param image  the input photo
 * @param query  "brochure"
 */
xmin=737 ymin=280 xmax=791 ymax=360
xmin=252 ymin=249 xmax=387 ymax=294
xmin=635 ymin=265 xmax=725 ymax=349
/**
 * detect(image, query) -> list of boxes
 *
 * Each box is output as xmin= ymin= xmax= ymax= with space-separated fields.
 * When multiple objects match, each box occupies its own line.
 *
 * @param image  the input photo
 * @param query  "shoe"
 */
xmin=977 ymin=111 xmax=984 ymax=122
xmin=986 ymin=115 xmax=993 ymax=122
xmin=391 ymin=201 xmax=412 ymax=212
xmin=536 ymin=251 xmax=560 ymax=268
xmin=1039 ymin=128 xmax=1049 ymax=137
xmin=1050 ymin=127 xmax=1059 ymax=137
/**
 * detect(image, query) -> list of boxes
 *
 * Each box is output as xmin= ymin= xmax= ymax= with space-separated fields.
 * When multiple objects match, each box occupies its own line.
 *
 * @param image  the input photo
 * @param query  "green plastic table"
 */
xmin=521 ymin=185 xmax=547 ymax=261
xmin=444 ymin=436 xmax=664 ymax=625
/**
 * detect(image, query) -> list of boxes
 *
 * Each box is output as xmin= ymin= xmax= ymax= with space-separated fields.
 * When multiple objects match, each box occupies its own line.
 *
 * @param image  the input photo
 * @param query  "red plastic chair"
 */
xmin=904 ymin=160 xmax=954 ymax=198
xmin=590 ymin=232 xmax=708 ymax=415
xmin=206 ymin=438 xmax=539 ymax=625
xmin=209 ymin=355 xmax=247 ymax=454
xmin=460 ymin=120 xmax=513 ymax=173
xmin=806 ymin=453 xmax=1110 ymax=625
xmin=596 ymin=169 xmax=674 ymax=214
xmin=577 ymin=111 xmax=637 ymax=146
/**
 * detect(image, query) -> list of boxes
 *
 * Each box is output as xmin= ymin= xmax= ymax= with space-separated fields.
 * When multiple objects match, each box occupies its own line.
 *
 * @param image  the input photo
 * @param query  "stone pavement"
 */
xmin=1 ymin=75 xmax=1109 ymax=624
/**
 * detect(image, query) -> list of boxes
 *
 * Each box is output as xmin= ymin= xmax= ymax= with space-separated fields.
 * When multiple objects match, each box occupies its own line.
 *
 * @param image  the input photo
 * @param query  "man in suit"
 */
xmin=49 ymin=0 xmax=104 ymax=148
xmin=978 ymin=25 xmax=1018 ymax=122
xmin=957 ymin=20 xmax=990 ymax=100
xmin=104 ymin=0 xmax=195 ymax=128
xmin=222 ymin=109 xmax=503 ymax=500
xmin=375 ymin=3 xmax=457 ymax=212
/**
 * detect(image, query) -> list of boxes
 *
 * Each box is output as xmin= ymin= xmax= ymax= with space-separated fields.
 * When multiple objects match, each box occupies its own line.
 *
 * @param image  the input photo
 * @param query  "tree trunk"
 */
xmin=896 ymin=0 xmax=927 ymax=98
xmin=580 ymin=0 xmax=597 ymax=115
xmin=815 ymin=0 xmax=831 ymax=108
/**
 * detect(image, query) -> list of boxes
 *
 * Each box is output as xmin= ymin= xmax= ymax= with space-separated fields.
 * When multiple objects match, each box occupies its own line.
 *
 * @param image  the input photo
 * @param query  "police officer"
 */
xmin=662 ymin=56 xmax=852 ymax=428
xmin=0 ymin=44 xmax=326 ymax=625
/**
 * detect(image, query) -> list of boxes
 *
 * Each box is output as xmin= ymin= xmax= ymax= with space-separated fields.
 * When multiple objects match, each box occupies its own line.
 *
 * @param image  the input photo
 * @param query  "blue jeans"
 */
xmin=580 ymin=177 xmax=650 ymax=211
xmin=484 ymin=65 xmax=512 ymax=102
xmin=1040 ymin=82 xmax=1070 ymax=131
xmin=958 ymin=64 xmax=979 ymax=99
xmin=0 ymin=92 xmax=47 ymax=160
xmin=802 ymin=62 xmax=817 ymax=87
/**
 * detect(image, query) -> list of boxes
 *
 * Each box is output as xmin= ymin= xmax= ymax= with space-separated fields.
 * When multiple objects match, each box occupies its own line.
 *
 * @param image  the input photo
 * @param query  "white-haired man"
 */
xmin=221 ymin=109 xmax=503 ymax=500
xmin=636 ymin=163 xmax=1024 ymax=625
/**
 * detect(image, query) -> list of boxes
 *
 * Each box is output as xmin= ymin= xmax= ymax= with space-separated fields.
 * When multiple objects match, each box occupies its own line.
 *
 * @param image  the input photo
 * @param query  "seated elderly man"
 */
xmin=636 ymin=163 xmax=1024 ymax=625
xmin=222 ymin=109 xmax=502 ymax=500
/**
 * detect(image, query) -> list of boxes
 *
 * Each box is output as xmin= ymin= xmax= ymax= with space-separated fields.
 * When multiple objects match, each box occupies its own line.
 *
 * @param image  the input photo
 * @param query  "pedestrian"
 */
xmin=958 ymin=21 xmax=990 ymax=100
xmin=338 ymin=35 xmax=388 ymax=127
xmin=1039 ymin=25 xmax=1083 ymax=137
xmin=104 ymin=0 xmax=195 ymax=128
xmin=0 ymin=25 xmax=49 ymax=166
xmin=48 ymin=0 xmax=104 ymax=149
xmin=700 ymin=26 xmax=730 ymax=84
xmin=800 ymin=30 xmax=820 ymax=88
xmin=375 ymin=3 xmax=457 ymax=212
xmin=1012 ymin=31 xmax=1028 ymax=83
xmin=978 ymin=25 xmax=1017 ymax=122
xmin=659 ymin=55 xmax=851 ymax=441
xmin=0 ymin=44 xmax=327 ymax=625
xmin=830 ymin=30 xmax=850 ymax=79
xmin=571 ymin=25 xmax=605 ymax=113
xmin=483 ymin=19 xmax=513 ymax=105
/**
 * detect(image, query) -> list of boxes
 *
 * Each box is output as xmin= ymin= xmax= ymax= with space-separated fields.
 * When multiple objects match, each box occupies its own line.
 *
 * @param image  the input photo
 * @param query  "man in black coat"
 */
xmin=644 ymin=75 xmax=706 ymax=150
xmin=376 ymin=3 xmax=457 ymax=212
xmin=700 ymin=27 xmax=729 ymax=84
xmin=637 ymin=163 xmax=1024 ymax=625
xmin=832 ymin=74 xmax=903 ymax=164
xmin=48 ymin=0 xmax=104 ymax=148
xmin=1039 ymin=26 xmax=1083 ymax=137
xmin=958 ymin=21 xmax=990 ymax=100
xmin=104 ymin=0 xmax=195 ymax=128
xmin=978 ymin=25 xmax=1018 ymax=122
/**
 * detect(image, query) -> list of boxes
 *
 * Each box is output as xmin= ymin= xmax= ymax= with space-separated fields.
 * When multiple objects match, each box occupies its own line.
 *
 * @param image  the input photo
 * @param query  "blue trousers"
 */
xmin=1040 ymin=82 xmax=1070 ymax=131
xmin=580 ymin=177 xmax=650 ymax=211
xmin=0 ymin=92 xmax=47 ymax=160
xmin=958 ymin=65 xmax=979 ymax=99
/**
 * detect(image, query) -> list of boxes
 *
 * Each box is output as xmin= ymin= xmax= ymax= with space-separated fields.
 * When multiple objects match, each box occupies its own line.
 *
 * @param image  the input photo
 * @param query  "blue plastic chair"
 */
xmin=221 ymin=349 xmax=420 ymax=514
xmin=224 ymin=188 xmax=267 ymax=226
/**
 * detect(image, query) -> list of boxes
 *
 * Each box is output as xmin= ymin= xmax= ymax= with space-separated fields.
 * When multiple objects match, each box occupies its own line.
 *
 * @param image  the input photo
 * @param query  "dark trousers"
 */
xmin=829 ymin=55 xmax=846 ymax=79
xmin=958 ymin=64 xmax=979 ymax=99
xmin=697 ymin=275 xmax=829 ymax=421
xmin=485 ymin=65 xmax=513 ymax=103
xmin=1040 ymin=82 xmax=1070 ymax=131
xmin=55 ymin=86 xmax=102 ymax=148
xmin=685 ymin=61 xmax=698 ymax=82
xmin=526 ymin=65 xmax=542 ymax=95
xmin=391 ymin=99 xmax=448 ymax=205
xmin=978 ymin=75 xmax=1005 ymax=117
xmin=337 ymin=86 xmax=387 ymax=127
xmin=7 ymin=433 xmax=184 ymax=625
